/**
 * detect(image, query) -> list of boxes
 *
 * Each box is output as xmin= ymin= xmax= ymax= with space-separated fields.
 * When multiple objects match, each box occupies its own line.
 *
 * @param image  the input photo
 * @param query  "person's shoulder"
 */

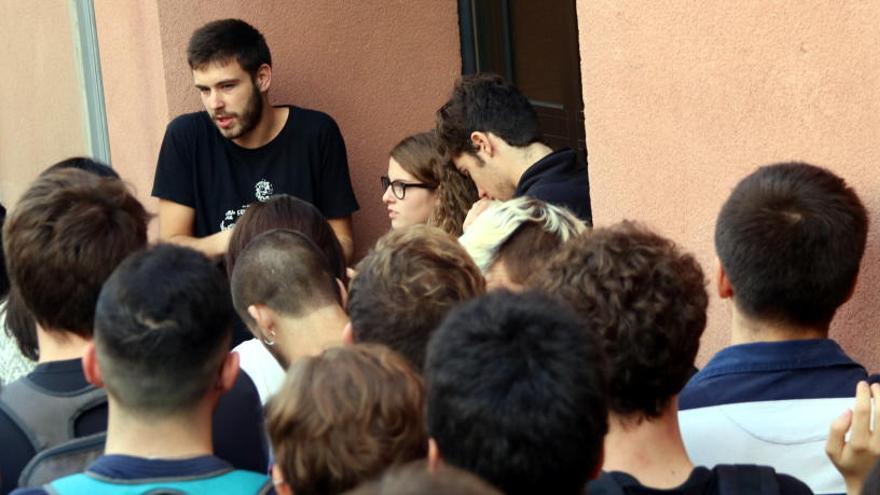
xmin=775 ymin=473 xmax=814 ymax=495
xmin=166 ymin=110 xmax=212 ymax=134
xmin=288 ymin=106 xmax=341 ymax=133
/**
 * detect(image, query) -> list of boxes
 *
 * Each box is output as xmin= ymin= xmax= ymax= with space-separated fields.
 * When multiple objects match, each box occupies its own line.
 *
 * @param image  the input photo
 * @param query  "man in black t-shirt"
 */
xmin=435 ymin=73 xmax=590 ymax=226
xmin=152 ymin=19 xmax=358 ymax=261
xmin=533 ymin=223 xmax=812 ymax=495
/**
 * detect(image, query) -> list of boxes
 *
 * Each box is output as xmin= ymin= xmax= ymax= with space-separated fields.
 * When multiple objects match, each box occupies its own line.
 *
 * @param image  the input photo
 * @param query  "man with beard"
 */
xmin=152 ymin=19 xmax=359 ymax=261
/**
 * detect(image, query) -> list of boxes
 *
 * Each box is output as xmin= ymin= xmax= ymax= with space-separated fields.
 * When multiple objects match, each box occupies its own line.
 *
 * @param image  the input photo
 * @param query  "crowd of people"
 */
xmin=1 ymin=17 xmax=879 ymax=495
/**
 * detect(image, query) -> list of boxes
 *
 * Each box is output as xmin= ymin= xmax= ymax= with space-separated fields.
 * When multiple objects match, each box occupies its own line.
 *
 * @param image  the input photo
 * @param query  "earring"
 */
xmin=262 ymin=330 xmax=276 ymax=347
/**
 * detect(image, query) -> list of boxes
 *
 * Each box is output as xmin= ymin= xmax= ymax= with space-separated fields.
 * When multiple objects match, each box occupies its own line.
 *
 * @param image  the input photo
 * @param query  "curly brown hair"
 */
xmin=390 ymin=131 xmax=477 ymax=236
xmin=533 ymin=221 xmax=707 ymax=420
xmin=266 ymin=344 xmax=427 ymax=495
xmin=348 ymin=225 xmax=485 ymax=371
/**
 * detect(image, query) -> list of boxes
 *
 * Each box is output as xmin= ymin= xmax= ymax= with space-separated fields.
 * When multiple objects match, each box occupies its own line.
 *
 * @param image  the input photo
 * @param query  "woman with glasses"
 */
xmin=382 ymin=131 xmax=477 ymax=236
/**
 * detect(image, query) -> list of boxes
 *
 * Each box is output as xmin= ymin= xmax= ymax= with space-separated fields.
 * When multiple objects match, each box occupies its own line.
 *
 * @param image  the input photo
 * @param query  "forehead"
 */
xmin=192 ymin=59 xmax=248 ymax=85
xmin=387 ymin=157 xmax=418 ymax=181
xmin=452 ymin=153 xmax=480 ymax=172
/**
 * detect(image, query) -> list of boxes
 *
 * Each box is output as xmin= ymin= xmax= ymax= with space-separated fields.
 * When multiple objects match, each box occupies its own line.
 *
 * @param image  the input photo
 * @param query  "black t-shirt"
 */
xmin=587 ymin=467 xmax=813 ymax=495
xmin=152 ymin=105 xmax=360 ymax=237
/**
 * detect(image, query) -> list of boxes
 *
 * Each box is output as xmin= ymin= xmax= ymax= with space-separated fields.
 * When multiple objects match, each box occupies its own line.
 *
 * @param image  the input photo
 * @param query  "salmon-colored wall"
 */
xmin=577 ymin=1 xmax=880 ymax=370
xmin=96 ymin=0 xmax=461 ymax=258
xmin=0 ymin=1 xmax=89 ymax=208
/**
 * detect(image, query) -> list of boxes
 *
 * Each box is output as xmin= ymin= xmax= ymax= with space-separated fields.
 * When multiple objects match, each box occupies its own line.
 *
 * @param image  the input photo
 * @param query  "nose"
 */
xmin=209 ymin=90 xmax=224 ymax=111
xmin=382 ymin=185 xmax=395 ymax=204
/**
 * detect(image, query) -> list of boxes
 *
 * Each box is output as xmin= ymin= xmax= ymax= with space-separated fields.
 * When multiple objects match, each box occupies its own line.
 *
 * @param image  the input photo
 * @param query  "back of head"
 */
xmin=715 ymin=162 xmax=867 ymax=327
xmin=425 ymin=290 xmax=608 ymax=495
xmin=187 ymin=18 xmax=271 ymax=75
xmin=347 ymin=225 xmax=485 ymax=371
xmin=435 ymin=73 xmax=541 ymax=157
xmin=41 ymin=156 xmax=120 ymax=179
xmin=345 ymin=460 xmax=501 ymax=495
xmin=231 ymin=228 xmax=341 ymax=326
xmin=460 ymin=197 xmax=585 ymax=287
xmin=266 ymin=344 xmax=426 ymax=495
xmin=534 ymin=221 xmax=708 ymax=419
xmin=3 ymin=168 xmax=148 ymax=336
xmin=94 ymin=244 xmax=233 ymax=416
xmin=226 ymin=194 xmax=346 ymax=282
xmin=390 ymin=131 xmax=477 ymax=236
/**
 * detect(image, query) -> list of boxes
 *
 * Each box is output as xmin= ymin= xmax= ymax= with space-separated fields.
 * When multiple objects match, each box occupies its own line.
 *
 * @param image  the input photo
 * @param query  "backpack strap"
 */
xmin=714 ymin=464 xmax=780 ymax=495
xmin=0 ymin=376 xmax=106 ymax=451
xmin=48 ymin=468 xmax=273 ymax=495
xmin=18 ymin=432 xmax=106 ymax=488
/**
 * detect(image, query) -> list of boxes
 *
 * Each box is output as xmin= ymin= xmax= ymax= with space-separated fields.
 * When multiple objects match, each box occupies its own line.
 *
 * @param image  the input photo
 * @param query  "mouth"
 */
xmin=387 ymin=209 xmax=397 ymax=219
xmin=215 ymin=114 xmax=236 ymax=129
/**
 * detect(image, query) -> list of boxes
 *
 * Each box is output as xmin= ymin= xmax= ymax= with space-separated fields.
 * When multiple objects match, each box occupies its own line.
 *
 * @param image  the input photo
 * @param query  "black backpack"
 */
xmin=0 ymin=376 xmax=107 ymax=488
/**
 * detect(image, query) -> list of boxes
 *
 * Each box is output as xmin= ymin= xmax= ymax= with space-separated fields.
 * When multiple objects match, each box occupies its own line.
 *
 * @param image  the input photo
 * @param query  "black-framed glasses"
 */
xmin=381 ymin=175 xmax=435 ymax=200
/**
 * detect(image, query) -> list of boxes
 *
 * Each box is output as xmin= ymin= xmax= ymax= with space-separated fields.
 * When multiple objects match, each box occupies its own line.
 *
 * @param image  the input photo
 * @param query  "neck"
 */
xmin=729 ymin=306 xmax=827 ymax=344
xmin=602 ymin=398 xmax=694 ymax=489
xmin=36 ymin=325 xmax=91 ymax=363
xmin=508 ymin=141 xmax=553 ymax=186
xmin=104 ymin=398 xmax=214 ymax=459
xmin=276 ymin=305 xmax=348 ymax=368
xmin=232 ymin=103 xmax=288 ymax=149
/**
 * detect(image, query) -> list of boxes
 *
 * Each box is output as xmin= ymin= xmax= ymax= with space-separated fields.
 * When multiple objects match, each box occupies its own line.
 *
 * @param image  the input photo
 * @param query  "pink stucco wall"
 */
xmin=96 ymin=1 xmax=461 ymax=258
xmin=577 ymin=1 xmax=880 ymax=369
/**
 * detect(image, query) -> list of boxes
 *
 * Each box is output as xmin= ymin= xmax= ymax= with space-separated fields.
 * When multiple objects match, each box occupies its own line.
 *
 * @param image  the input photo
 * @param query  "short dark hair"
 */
xmin=435 ymin=73 xmax=542 ymax=157
xmin=266 ymin=344 xmax=426 ymax=495
xmin=231 ymin=229 xmax=341 ymax=327
xmin=346 ymin=460 xmax=501 ymax=495
xmin=534 ymin=222 xmax=708 ymax=419
xmin=41 ymin=156 xmax=119 ymax=179
xmin=715 ymin=162 xmax=868 ymax=327
xmin=187 ymin=18 xmax=271 ymax=75
xmin=94 ymin=244 xmax=233 ymax=415
xmin=226 ymin=194 xmax=346 ymax=284
xmin=425 ymin=290 xmax=607 ymax=495
xmin=348 ymin=225 xmax=485 ymax=371
xmin=3 ymin=168 xmax=149 ymax=336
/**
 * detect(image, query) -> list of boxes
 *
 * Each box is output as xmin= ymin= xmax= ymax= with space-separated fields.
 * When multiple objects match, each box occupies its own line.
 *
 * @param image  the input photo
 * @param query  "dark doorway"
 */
xmin=458 ymin=0 xmax=586 ymax=163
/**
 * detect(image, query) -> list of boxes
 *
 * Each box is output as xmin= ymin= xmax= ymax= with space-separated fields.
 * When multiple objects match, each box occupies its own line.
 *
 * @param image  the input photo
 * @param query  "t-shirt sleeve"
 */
xmin=315 ymin=115 xmax=359 ymax=219
xmin=152 ymin=116 xmax=196 ymax=208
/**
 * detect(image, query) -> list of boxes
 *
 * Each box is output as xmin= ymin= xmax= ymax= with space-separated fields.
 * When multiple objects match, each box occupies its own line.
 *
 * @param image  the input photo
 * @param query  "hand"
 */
xmin=462 ymin=198 xmax=496 ymax=232
xmin=826 ymin=381 xmax=880 ymax=495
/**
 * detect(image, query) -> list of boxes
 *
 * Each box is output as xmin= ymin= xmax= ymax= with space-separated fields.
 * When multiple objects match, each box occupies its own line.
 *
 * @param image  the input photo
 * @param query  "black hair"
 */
xmin=94 ymin=244 xmax=233 ymax=415
xmin=187 ymin=18 xmax=271 ymax=75
xmin=41 ymin=156 xmax=119 ymax=179
xmin=425 ymin=290 xmax=607 ymax=495
xmin=715 ymin=162 xmax=868 ymax=327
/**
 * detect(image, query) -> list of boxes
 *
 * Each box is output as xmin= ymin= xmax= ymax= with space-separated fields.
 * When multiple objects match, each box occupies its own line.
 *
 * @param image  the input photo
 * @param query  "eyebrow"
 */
xmin=194 ymin=78 xmax=240 ymax=89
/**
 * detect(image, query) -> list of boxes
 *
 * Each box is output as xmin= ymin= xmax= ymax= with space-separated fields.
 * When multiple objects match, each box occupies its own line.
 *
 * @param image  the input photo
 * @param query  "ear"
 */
xmin=255 ymin=63 xmax=272 ymax=92
xmin=218 ymin=352 xmax=240 ymax=393
xmin=335 ymin=277 xmax=349 ymax=309
xmin=342 ymin=321 xmax=354 ymax=345
xmin=717 ymin=261 xmax=734 ymax=299
xmin=427 ymin=438 xmax=442 ymax=472
xmin=247 ymin=304 xmax=277 ymax=342
xmin=271 ymin=464 xmax=293 ymax=495
xmin=82 ymin=342 xmax=104 ymax=388
xmin=469 ymin=131 xmax=492 ymax=156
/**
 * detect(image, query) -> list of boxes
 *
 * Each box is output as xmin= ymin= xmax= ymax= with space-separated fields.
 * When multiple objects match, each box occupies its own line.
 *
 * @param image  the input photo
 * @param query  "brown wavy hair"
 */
xmin=390 ymin=131 xmax=477 ymax=236
xmin=266 ymin=344 xmax=427 ymax=495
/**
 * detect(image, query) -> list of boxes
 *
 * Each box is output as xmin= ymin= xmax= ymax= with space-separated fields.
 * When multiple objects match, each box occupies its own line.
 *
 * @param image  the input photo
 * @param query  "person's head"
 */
xmin=226 ymin=194 xmax=346 ymax=283
xmin=231 ymin=229 xmax=342 ymax=364
xmin=459 ymin=197 xmax=586 ymax=291
xmin=187 ymin=19 xmax=272 ymax=140
xmin=425 ymin=290 xmax=607 ymax=495
xmin=41 ymin=156 xmax=119 ymax=179
xmin=384 ymin=131 xmax=477 ymax=235
xmin=345 ymin=461 xmax=501 ymax=495
xmin=3 ymin=168 xmax=148 ymax=338
xmin=347 ymin=225 xmax=485 ymax=371
xmin=266 ymin=344 xmax=427 ymax=495
xmin=715 ymin=162 xmax=868 ymax=330
xmin=87 ymin=244 xmax=237 ymax=418
xmin=435 ymin=73 xmax=542 ymax=199
xmin=534 ymin=221 xmax=707 ymax=420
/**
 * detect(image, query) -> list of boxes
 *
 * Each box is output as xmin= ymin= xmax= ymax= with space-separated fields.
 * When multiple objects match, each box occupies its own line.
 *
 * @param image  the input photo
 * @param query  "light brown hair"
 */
xmin=390 ymin=131 xmax=477 ymax=236
xmin=3 ymin=168 xmax=149 ymax=336
xmin=345 ymin=460 xmax=502 ymax=495
xmin=347 ymin=225 xmax=485 ymax=371
xmin=266 ymin=344 xmax=427 ymax=495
